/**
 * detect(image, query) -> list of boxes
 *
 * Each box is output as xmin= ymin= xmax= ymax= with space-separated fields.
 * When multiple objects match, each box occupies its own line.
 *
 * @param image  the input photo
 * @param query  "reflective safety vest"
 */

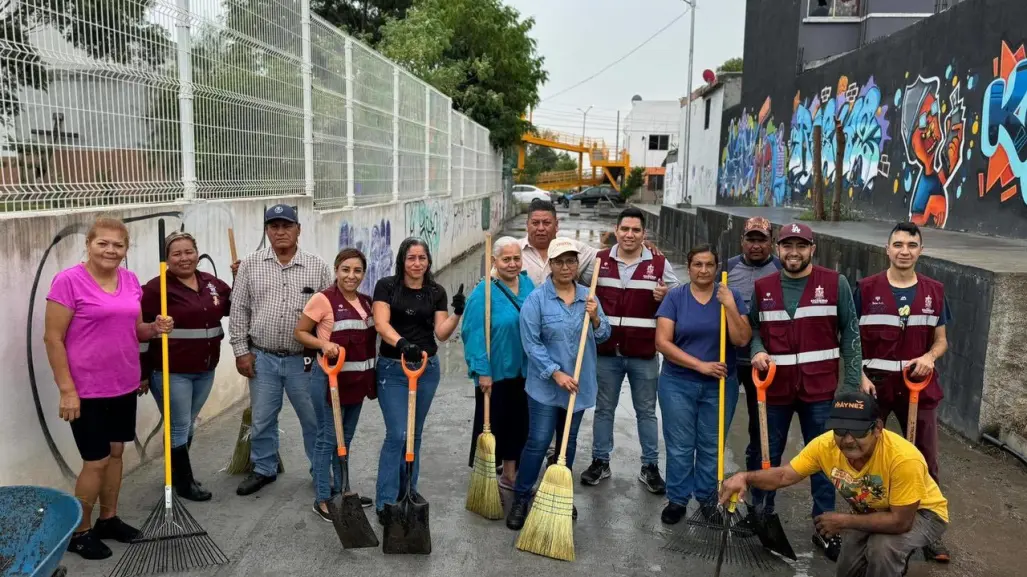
xmin=322 ymin=286 xmax=378 ymax=404
xmin=857 ymin=271 xmax=945 ymax=410
xmin=755 ymin=265 xmax=841 ymax=405
xmin=594 ymin=248 xmax=664 ymax=359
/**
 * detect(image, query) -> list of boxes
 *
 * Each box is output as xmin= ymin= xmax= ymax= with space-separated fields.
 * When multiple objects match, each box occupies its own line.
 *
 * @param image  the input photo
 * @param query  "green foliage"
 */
xmin=378 ymin=0 xmax=547 ymax=150
xmin=717 ymin=57 xmax=743 ymax=74
xmin=620 ymin=166 xmax=645 ymax=200
xmin=520 ymin=145 xmax=576 ymax=182
xmin=311 ymin=0 xmax=414 ymax=45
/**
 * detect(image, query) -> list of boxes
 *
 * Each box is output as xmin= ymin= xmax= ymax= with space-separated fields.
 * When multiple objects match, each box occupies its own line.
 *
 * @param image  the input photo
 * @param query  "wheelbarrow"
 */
xmin=0 ymin=485 xmax=82 ymax=577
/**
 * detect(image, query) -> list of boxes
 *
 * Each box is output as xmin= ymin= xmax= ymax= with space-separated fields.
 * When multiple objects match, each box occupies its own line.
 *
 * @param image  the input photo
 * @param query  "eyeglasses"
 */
xmin=551 ymin=258 xmax=577 ymax=269
xmin=833 ymin=425 xmax=875 ymax=439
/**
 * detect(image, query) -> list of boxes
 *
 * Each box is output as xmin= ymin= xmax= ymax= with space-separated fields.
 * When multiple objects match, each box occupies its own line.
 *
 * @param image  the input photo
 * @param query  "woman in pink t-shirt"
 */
xmin=43 ymin=216 xmax=174 ymax=561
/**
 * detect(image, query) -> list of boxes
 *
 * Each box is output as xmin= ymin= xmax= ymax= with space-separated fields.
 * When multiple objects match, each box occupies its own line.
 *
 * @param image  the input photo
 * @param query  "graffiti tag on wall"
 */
xmin=980 ymin=41 xmax=1027 ymax=204
xmin=405 ymin=199 xmax=443 ymax=257
xmin=338 ymin=219 xmax=393 ymax=294
xmin=718 ymin=98 xmax=788 ymax=206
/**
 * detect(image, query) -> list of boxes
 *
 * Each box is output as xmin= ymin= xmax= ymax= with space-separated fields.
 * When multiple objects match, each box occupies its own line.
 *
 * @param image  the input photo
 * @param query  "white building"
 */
xmin=621 ymin=98 xmax=680 ymax=201
xmin=665 ymin=72 xmax=742 ymax=207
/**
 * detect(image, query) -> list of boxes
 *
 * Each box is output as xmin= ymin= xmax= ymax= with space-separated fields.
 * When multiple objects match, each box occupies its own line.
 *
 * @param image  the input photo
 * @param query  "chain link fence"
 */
xmin=0 ymin=0 xmax=501 ymax=214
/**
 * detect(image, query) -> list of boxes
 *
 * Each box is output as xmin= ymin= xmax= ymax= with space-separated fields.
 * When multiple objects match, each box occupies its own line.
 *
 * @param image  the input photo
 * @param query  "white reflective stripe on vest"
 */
xmin=606 ymin=316 xmax=658 ymax=329
xmin=332 ymin=318 xmax=374 ymax=331
xmin=596 ymin=277 xmax=659 ymax=291
xmin=759 ymin=306 xmax=836 ymax=323
xmin=862 ymin=358 xmax=914 ymax=372
xmin=906 ymin=314 xmax=938 ymax=327
xmin=169 ymin=327 xmax=224 ymax=339
xmin=859 ymin=314 xmax=900 ymax=327
xmin=342 ymin=358 xmax=376 ymax=372
xmin=769 ymin=348 xmax=840 ymax=366
xmin=759 ymin=310 xmax=790 ymax=322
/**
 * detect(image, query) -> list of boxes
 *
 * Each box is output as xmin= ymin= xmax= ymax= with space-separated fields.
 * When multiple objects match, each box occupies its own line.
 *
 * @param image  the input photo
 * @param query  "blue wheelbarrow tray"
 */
xmin=0 ymin=485 xmax=82 ymax=577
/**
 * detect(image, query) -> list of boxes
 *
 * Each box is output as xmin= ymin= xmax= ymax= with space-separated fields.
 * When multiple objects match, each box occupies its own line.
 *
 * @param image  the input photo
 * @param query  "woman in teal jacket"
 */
xmin=462 ymin=236 xmax=536 ymax=490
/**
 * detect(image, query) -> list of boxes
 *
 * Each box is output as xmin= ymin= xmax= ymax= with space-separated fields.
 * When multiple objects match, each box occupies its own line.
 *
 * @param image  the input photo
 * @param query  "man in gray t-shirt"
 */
xmin=722 ymin=216 xmax=781 ymax=476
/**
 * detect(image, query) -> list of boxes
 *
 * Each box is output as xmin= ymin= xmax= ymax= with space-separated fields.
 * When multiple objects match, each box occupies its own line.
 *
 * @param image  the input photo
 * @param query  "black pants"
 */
xmin=468 ymin=376 xmax=530 ymax=467
xmin=738 ymin=364 xmax=763 ymax=472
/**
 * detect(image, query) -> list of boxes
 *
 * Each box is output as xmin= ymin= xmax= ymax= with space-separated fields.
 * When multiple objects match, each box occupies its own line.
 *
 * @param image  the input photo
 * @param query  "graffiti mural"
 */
xmin=338 ymin=218 xmax=393 ymax=294
xmin=718 ymin=97 xmax=788 ymax=206
xmin=980 ymin=41 xmax=1027 ymax=204
xmin=405 ymin=199 xmax=443 ymax=256
xmin=789 ymin=76 xmax=892 ymax=203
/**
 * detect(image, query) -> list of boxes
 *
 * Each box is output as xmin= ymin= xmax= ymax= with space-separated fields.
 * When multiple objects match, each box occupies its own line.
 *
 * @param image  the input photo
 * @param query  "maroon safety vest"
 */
xmin=322 ymin=286 xmax=378 ymax=404
xmin=755 ymin=265 xmax=841 ymax=405
xmin=857 ymin=271 xmax=944 ymax=410
xmin=594 ymin=247 xmax=664 ymax=359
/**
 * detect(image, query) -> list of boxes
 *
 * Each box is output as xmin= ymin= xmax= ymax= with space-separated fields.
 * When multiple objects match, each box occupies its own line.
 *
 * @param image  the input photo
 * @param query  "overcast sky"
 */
xmin=505 ymin=0 xmax=746 ymax=149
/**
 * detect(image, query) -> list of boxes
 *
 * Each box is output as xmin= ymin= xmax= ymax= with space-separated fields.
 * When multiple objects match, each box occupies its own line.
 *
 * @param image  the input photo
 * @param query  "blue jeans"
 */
xmin=592 ymin=355 xmax=660 ymax=465
xmin=307 ymin=362 xmax=363 ymax=504
xmin=659 ymin=372 xmax=739 ymax=506
xmin=750 ymin=399 xmax=836 ymax=518
xmin=249 ymin=350 xmax=318 ymax=477
xmin=375 ymin=355 xmax=441 ymax=511
xmin=150 ymin=370 xmax=216 ymax=449
xmin=514 ymin=396 xmax=585 ymax=497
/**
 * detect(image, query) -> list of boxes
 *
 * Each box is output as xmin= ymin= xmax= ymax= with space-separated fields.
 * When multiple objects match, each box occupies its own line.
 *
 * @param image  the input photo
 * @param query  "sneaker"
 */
xmin=812 ymin=529 xmax=842 ymax=562
xmin=67 ymin=529 xmax=112 ymax=560
xmin=360 ymin=496 xmax=372 ymax=508
xmin=638 ymin=464 xmax=667 ymax=495
xmin=313 ymin=503 xmax=332 ymax=523
xmin=661 ymin=502 xmax=688 ymax=525
xmin=506 ymin=496 xmax=530 ymax=530
xmin=580 ymin=459 xmax=611 ymax=486
xmin=923 ymin=538 xmax=950 ymax=563
xmin=92 ymin=516 xmax=140 ymax=543
xmin=236 ymin=472 xmax=277 ymax=496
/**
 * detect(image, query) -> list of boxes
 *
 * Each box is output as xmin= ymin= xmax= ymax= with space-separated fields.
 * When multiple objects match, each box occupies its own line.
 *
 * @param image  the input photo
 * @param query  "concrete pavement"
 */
xmin=60 ymin=212 xmax=1027 ymax=577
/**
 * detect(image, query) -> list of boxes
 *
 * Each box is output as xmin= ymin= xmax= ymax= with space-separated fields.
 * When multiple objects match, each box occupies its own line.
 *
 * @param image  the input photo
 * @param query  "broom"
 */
xmin=225 ymin=227 xmax=285 ymax=476
xmin=466 ymin=232 xmax=503 ymax=519
xmin=515 ymin=258 xmax=601 ymax=562
xmin=108 ymin=219 xmax=229 ymax=577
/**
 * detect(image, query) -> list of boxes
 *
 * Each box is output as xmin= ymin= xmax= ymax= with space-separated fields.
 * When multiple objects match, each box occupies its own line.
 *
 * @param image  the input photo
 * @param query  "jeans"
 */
xmin=837 ymin=510 xmax=947 ymax=577
xmin=150 ymin=370 xmax=215 ymax=449
xmin=750 ymin=399 xmax=836 ymax=518
xmin=514 ymin=396 xmax=585 ymax=497
xmin=659 ymin=372 xmax=739 ymax=505
xmin=375 ymin=355 xmax=441 ymax=511
xmin=592 ymin=355 xmax=660 ymax=466
xmin=249 ymin=350 xmax=318 ymax=477
xmin=308 ymin=362 xmax=363 ymax=504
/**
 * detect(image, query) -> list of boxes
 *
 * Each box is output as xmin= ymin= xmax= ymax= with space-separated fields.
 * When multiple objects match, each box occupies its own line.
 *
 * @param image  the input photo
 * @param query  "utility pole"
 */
xmin=615 ymin=110 xmax=621 ymax=189
xmin=682 ymin=0 xmax=696 ymax=205
xmin=577 ymin=105 xmax=593 ymax=191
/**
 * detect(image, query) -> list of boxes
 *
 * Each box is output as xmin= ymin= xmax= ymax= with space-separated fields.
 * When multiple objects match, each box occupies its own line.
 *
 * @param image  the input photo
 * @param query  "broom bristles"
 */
xmin=226 ymin=406 xmax=285 ymax=475
xmin=515 ymin=463 xmax=574 ymax=562
xmin=466 ymin=432 xmax=503 ymax=519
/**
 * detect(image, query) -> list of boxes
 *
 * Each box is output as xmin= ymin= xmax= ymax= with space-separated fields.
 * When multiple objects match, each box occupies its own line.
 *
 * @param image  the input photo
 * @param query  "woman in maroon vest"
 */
xmin=294 ymin=247 xmax=377 ymax=521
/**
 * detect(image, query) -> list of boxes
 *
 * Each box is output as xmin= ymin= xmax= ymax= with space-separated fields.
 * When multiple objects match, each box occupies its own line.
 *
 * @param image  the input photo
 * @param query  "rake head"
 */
xmin=662 ymin=498 xmax=775 ymax=570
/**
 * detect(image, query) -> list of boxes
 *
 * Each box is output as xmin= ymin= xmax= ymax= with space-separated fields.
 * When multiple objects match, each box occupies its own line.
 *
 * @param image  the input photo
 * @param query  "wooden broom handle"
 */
xmin=557 ymin=258 xmax=601 ymax=465
xmin=228 ymin=228 xmax=239 ymax=279
xmin=484 ymin=233 xmax=492 ymax=432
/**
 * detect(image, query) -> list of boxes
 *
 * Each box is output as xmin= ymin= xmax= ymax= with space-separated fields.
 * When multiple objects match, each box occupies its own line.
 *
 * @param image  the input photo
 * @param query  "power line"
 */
xmin=539 ymin=8 xmax=691 ymax=103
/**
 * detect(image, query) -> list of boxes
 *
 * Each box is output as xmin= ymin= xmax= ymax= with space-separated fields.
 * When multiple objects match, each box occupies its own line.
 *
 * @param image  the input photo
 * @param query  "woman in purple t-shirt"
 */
xmin=43 ymin=217 xmax=174 ymax=561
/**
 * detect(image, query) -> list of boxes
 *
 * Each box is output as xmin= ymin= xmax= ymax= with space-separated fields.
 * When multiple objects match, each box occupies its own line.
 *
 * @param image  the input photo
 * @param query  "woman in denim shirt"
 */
xmin=506 ymin=238 xmax=611 ymax=530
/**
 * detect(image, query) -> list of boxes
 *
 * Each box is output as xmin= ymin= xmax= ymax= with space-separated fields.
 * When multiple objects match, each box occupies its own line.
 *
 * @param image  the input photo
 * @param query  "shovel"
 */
xmin=318 ymin=352 xmax=379 ymax=549
xmin=742 ymin=362 xmax=797 ymax=561
xmin=902 ymin=362 xmax=932 ymax=443
xmin=382 ymin=351 xmax=432 ymax=555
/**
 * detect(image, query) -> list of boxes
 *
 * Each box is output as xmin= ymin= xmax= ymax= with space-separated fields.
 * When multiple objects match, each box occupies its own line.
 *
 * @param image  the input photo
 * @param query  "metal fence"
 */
xmin=0 ymin=0 xmax=502 ymax=213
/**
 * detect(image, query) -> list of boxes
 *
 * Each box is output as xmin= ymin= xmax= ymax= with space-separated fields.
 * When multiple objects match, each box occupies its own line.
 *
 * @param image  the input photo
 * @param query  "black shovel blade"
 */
xmin=381 ymin=491 xmax=431 ymax=555
xmin=327 ymin=493 xmax=379 ymax=549
xmin=751 ymin=511 xmax=796 ymax=560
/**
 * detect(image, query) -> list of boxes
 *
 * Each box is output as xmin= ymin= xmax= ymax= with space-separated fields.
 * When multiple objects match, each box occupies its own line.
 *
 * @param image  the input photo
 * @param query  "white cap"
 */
xmin=548 ymin=238 xmax=579 ymax=261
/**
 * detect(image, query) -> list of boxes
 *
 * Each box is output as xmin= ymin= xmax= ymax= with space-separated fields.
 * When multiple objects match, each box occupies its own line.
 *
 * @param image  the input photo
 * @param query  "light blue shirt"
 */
xmin=461 ymin=271 xmax=536 ymax=386
xmin=519 ymin=277 xmax=612 ymax=412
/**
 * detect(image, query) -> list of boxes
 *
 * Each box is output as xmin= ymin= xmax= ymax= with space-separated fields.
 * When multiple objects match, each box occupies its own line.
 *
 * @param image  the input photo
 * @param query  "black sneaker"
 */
xmin=360 ymin=496 xmax=372 ymax=508
xmin=236 ymin=472 xmax=277 ymax=496
xmin=313 ymin=503 xmax=332 ymax=523
xmin=638 ymin=464 xmax=666 ymax=495
xmin=67 ymin=529 xmax=112 ymax=560
xmin=923 ymin=537 xmax=950 ymax=563
xmin=661 ymin=502 xmax=688 ymax=525
xmin=506 ymin=496 xmax=529 ymax=530
xmin=812 ymin=529 xmax=842 ymax=562
xmin=572 ymin=505 xmax=578 ymax=521
xmin=92 ymin=516 xmax=140 ymax=543
xmin=580 ymin=459 xmax=611 ymax=486
xmin=376 ymin=509 xmax=386 ymax=526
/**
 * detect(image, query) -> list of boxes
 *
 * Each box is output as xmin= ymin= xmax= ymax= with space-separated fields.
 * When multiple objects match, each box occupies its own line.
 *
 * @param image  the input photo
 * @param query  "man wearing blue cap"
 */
xmin=229 ymin=204 xmax=333 ymax=496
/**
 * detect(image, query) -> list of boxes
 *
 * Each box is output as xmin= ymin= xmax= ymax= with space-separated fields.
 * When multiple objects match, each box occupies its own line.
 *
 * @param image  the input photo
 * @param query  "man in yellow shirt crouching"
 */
xmin=720 ymin=390 xmax=948 ymax=576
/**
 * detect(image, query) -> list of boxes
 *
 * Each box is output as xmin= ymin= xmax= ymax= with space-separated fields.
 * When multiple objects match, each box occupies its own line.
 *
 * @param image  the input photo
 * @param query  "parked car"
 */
xmin=559 ymin=185 xmax=623 ymax=208
xmin=512 ymin=184 xmax=552 ymax=204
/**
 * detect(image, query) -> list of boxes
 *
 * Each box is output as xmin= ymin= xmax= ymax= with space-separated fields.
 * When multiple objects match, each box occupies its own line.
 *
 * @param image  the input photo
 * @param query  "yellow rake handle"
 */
xmin=717 ymin=271 xmax=737 ymax=512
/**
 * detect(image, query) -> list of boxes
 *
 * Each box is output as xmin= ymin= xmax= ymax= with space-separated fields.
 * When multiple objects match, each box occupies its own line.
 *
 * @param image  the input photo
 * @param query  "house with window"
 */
xmin=621 ymin=98 xmax=680 ymax=201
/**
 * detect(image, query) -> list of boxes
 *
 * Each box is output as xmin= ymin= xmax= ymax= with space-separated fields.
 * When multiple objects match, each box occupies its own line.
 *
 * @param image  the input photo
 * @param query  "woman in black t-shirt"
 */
xmin=371 ymin=237 xmax=464 ymax=517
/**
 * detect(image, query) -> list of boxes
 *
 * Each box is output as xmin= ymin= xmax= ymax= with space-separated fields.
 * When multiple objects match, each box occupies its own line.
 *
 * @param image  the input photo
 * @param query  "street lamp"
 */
xmin=577 ymin=105 xmax=593 ymax=191
xmin=681 ymin=0 xmax=696 ymax=206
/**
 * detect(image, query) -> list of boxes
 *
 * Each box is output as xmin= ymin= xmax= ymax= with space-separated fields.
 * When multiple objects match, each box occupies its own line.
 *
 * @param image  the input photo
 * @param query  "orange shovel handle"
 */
xmin=902 ymin=363 xmax=933 ymax=443
xmin=752 ymin=362 xmax=777 ymax=403
xmin=401 ymin=351 xmax=428 ymax=463
xmin=318 ymin=349 xmax=348 ymax=458
xmin=752 ymin=362 xmax=776 ymax=470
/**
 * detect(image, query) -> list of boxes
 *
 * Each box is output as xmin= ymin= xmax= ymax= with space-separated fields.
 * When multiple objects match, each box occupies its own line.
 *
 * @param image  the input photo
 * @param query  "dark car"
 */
xmin=559 ymin=186 xmax=623 ymax=208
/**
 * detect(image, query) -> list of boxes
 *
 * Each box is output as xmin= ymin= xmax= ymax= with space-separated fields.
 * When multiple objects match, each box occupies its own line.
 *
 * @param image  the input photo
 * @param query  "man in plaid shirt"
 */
xmin=229 ymin=204 xmax=333 ymax=496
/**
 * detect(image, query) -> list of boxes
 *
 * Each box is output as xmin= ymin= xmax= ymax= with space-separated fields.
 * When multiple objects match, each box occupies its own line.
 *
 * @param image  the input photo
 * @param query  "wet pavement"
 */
xmin=61 ymin=211 xmax=1027 ymax=577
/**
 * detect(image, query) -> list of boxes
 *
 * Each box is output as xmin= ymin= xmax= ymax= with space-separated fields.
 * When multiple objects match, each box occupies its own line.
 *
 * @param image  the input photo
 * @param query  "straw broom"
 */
xmin=466 ymin=232 xmax=503 ymax=519
xmin=515 ymin=258 xmax=601 ymax=562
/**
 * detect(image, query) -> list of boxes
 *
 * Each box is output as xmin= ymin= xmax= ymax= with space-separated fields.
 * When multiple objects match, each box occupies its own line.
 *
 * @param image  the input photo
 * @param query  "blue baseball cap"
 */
xmin=264 ymin=204 xmax=298 ymax=224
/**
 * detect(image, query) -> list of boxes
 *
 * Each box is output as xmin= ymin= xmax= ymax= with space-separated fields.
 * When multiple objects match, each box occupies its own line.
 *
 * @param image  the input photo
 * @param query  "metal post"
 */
xmin=392 ymin=67 xmax=400 ymax=202
xmin=615 ymin=110 xmax=621 ymax=188
xmin=682 ymin=0 xmax=696 ymax=205
xmin=175 ymin=0 xmax=196 ymax=201
xmin=578 ymin=105 xmax=592 ymax=190
xmin=300 ymin=0 xmax=314 ymax=197
xmin=424 ymin=85 xmax=430 ymax=198
xmin=447 ymin=103 xmax=453 ymax=197
xmin=344 ymin=38 xmax=355 ymax=208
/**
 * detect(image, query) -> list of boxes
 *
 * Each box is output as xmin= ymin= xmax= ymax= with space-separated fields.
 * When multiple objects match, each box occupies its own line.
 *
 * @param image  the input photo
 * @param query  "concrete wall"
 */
xmin=1 ymin=190 xmax=506 ymax=487
xmin=668 ymin=78 xmax=742 ymax=208
xmin=623 ymin=100 xmax=681 ymax=170
xmin=726 ymin=0 xmax=1027 ymax=239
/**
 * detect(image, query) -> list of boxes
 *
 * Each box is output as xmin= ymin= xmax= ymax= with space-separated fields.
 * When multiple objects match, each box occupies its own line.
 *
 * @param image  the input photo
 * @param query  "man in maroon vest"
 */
xmin=748 ymin=222 xmax=869 ymax=562
xmin=854 ymin=221 xmax=951 ymax=564
xmin=580 ymin=207 xmax=679 ymax=494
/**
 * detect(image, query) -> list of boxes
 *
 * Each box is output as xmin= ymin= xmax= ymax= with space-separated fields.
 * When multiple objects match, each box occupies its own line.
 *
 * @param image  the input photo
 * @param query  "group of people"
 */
xmin=42 ymin=198 xmax=953 ymax=577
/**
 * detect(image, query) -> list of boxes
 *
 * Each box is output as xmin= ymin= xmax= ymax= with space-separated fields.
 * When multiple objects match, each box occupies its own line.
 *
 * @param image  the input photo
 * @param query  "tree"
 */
xmin=620 ymin=166 xmax=645 ymax=200
xmin=311 ymin=0 xmax=413 ymax=45
xmin=520 ymin=145 xmax=576 ymax=182
xmin=1 ymin=1 xmax=169 ymax=121
xmin=377 ymin=0 xmax=547 ymax=150
xmin=717 ymin=57 xmax=743 ymax=74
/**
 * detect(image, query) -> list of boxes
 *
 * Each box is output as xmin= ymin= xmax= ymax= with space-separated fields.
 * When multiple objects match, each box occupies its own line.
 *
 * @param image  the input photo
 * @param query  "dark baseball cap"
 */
xmin=264 ymin=204 xmax=298 ymax=224
xmin=825 ymin=391 xmax=880 ymax=431
xmin=778 ymin=222 xmax=814 ymax=243
xmin=743 ymin=216 xmax=772 ymax=237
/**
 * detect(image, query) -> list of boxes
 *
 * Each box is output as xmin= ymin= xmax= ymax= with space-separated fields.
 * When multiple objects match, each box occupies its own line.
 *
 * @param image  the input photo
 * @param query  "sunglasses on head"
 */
xmin=833 ymin=424 xmax=875 ymax=439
